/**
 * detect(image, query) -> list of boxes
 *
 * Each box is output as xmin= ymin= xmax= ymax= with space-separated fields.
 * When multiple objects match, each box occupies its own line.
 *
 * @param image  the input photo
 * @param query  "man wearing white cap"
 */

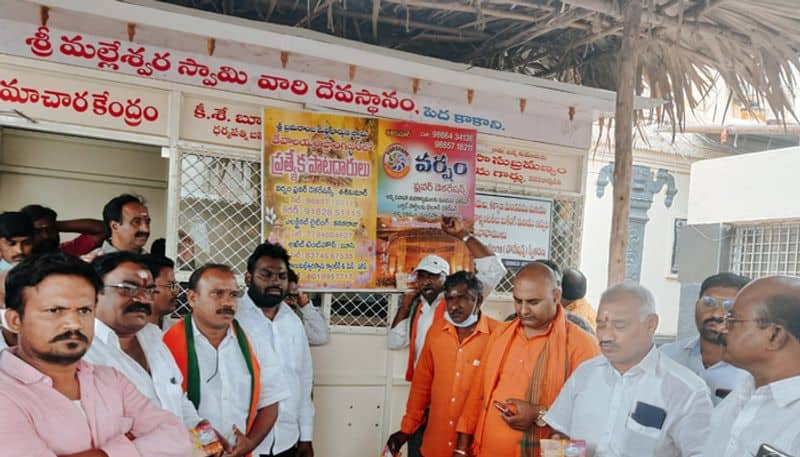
xmin=388 ymin=217 xmax=506 ymax=457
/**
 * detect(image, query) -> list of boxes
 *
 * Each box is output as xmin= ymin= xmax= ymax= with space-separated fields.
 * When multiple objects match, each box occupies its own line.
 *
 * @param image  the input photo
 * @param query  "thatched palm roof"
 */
xmin=161 ymin=0 xmax=800 ymax=128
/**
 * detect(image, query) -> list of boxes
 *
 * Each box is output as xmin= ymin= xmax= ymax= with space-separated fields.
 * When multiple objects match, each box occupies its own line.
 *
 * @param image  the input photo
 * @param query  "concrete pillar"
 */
xmin=675 ymin=223 xmax=733 ymax=340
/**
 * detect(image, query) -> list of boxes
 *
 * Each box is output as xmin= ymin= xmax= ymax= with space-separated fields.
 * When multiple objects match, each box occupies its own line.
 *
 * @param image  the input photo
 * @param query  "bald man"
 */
xmin=455 ymin=263 xmax=600 ymax=457
xmin=704 ymin=276 xmax=800 ymax=457
xmin=544 ymin=282 xmax=712 ymax=457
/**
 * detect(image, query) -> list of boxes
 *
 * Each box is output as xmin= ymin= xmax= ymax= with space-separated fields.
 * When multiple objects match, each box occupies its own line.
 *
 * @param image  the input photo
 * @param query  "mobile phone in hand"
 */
xmin=493 ymin=400 xmax=511 ymax=415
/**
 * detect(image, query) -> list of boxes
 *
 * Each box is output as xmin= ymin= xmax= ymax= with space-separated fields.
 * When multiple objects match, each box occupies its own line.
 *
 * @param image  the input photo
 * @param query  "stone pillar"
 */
xmin=597 ymin=163 xmax=678 ymax=282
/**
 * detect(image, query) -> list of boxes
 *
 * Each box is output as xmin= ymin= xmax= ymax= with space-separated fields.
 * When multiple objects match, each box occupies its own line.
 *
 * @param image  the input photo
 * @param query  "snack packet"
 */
xmin=192 ymin=422 xmax=223 ymax=455
xmin=540 ymin=439 xmax=587 ymax=457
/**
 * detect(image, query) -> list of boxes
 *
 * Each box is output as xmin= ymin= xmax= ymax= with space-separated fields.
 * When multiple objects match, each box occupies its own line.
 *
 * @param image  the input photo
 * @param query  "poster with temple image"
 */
xmin=375 ymin=121 xmax=476 ymax=287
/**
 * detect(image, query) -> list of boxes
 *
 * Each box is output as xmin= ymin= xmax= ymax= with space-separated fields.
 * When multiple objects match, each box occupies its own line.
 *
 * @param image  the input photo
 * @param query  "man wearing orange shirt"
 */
xmin=454 ymin=262 xmax=600 ymax=457
xmin=386 ymin=271 xmax=498 ymax=457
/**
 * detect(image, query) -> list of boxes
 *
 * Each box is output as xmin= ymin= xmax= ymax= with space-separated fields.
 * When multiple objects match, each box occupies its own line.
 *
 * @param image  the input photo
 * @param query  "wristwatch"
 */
xmin=535 ymin=408 xmax=547 ymax=428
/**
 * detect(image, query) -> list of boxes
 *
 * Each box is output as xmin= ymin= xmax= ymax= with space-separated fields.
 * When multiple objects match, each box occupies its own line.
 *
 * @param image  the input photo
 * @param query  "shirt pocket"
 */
xmin=620 ymin=415 xmax=661 ymax=457
xmin=114 ymin=416 xmax=135 ymax=437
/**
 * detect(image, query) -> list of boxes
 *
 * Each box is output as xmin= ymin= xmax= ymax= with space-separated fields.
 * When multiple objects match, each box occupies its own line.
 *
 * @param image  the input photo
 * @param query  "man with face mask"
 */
xmin=386 ymin=271 xmax=497 ymax=457
xmin=388 ymin=218 xmax=506 ymax=379
xmin=661 ymin=273 xmax=751 ymax=404
xmin=237 ymin=242 xmax=315 ymax=457
xmin=455 ymin=262 xmax=599 ymax=457
xmin=83 ymin=252 xmax=207 ymax=441
xmin=543 ymin=281 xmax=712 ymax=457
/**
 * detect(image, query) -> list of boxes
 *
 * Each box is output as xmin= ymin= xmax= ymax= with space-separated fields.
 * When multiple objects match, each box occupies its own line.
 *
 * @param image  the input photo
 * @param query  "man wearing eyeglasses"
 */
xmin=236 ymin=242 xmax=315 ymax=457
xmin=84 ymin=252 xmax=212 ymax=451
xmin=164 ymin=263 xmax=290 ymax=457
xmin=660 ymin=273 xmax=751 ymax=404
xmin=146 ymin=255 xmax=181 ymax=329
xmin=703 ymin=275 xmax=800 ymax=456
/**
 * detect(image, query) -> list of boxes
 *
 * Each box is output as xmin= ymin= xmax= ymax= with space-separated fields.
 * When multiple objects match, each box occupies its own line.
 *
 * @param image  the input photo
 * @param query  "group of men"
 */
xmin=386 ymin=230 xmax=800 ymax=456
xmin=2 ymin=193 xmax=800 ymax=457
xmin=0 ymin=194 xmax=330 ymax=457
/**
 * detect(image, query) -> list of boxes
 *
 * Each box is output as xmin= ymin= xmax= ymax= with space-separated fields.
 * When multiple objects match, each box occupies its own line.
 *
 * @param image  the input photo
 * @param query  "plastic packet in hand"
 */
xmin=192 ymin=422 xmax=223 ymax=455
xmin=541 ymin=439 xmax=587 ymax=457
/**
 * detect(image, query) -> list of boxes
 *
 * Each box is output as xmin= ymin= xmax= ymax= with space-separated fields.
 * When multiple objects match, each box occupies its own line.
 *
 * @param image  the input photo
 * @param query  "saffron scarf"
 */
xmin=405 ymin=295 xmax=446 ymax=381
xmin=163 ymin=317 xmax=261 ymax=434
xmin=476 ymin=306 xmax=571 ymax=457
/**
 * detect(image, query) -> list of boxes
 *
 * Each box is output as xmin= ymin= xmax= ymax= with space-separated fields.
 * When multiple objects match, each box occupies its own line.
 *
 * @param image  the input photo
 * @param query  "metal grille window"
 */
xmin=494 ymin=196 xmax=584 ymax=292
xmin=730 ymin=222 xmax=800 ymax=278
xmin=167 ymin=148 xmax=585 ymax=326
xmin=174 ymin=149 xmax=262 ymax=276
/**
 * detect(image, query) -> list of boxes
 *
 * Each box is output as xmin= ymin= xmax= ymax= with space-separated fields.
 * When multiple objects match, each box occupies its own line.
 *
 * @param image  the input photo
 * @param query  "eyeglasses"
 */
xmin=285 ymin=293 xmax=300 ymax=301
xmin=208 ymin=289 xmax=245 ymax=300
xmin=723 ymin=312 xmax=770 ymax=329
xmin=700 ymin=296 xmax=736 ymax=310
xmin=156 ymin=281 xmax=181 ymax=293
xmin=104 ymin=283 xmax=156 ymax=298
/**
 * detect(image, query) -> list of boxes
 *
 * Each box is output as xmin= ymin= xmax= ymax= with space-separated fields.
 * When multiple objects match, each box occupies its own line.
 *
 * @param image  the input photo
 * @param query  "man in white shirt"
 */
xmin=661 ymin=273 xmax=751 ymax=404
xmin=285 ymin=268 xmax=329 ymax=346
xmin=545 ymin=281 xmax=713 ymax=457
xmin=84 ymin=252 xmax=204 ymax=431
xmin=238 ymin=242 xmax=315 ymax=457
xmin=703 ymin=276 xmax=800 ymax=457
xmin=164 ymin=263 xmax=290 ymax=457
xmin=99 ymin=194 xmax=151 ymax=255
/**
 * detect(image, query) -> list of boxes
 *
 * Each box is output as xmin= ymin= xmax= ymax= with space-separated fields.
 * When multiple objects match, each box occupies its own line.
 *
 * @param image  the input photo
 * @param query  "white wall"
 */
xmin=688 ymin=146 xmax=800 ymax=225
xmin=580 ymin=159 xmax=689 ymax=336
xmin=0 ymin=128 xmax=167 ymax=245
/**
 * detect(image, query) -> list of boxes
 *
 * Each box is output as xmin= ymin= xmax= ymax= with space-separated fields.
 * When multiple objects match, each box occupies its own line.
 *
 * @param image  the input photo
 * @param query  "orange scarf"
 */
xmin=163 ymin=317 xmax=261 ymax=436
xmin=405 ymin=295 xmax=446 ymax=381
xmin=474 ymin=306 xmax=571 ymax=456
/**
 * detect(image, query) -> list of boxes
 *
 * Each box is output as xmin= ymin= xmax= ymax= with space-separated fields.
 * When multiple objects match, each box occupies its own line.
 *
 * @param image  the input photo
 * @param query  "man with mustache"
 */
xmin=703 ymin=276 xmax=800 ymax=456
xmin=164 ymin=263 xmax=290 ymax=457
xmin=0 ymin=251 xmax=191 ymax=456
xmin=100 ymin=194 xmax=152 ymax=255
xmin=84 ymin=252 xmax=211 ymax=448
xmin=543 ymin=281 xmax=712 ymax=457
xmin=388 ymin=218 xmax=506 ymax=457
xmin=237 ymin=242 xmax=315 ymax=457
xmin=455 ymin=262 xmax=599 ymax=457
xmin=146 ymin=255 xmax=180 ymax=329
xmin=661 ymin=273 xmax=751 ymax=404
xmin=0 ymin=211 xmax=34 ymax=271
xmin=386 ymin=271 xmax=497 ymax=457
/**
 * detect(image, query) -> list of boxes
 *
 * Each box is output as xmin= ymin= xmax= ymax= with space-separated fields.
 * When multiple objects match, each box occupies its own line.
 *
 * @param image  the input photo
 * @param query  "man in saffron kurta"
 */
xmin=455 ymin=263 xmax=600 ymax=457
xmin=164 ymin=263 xmax=289 ymax=457
xmin=386 ymin=272 xmax=498 ymax=457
